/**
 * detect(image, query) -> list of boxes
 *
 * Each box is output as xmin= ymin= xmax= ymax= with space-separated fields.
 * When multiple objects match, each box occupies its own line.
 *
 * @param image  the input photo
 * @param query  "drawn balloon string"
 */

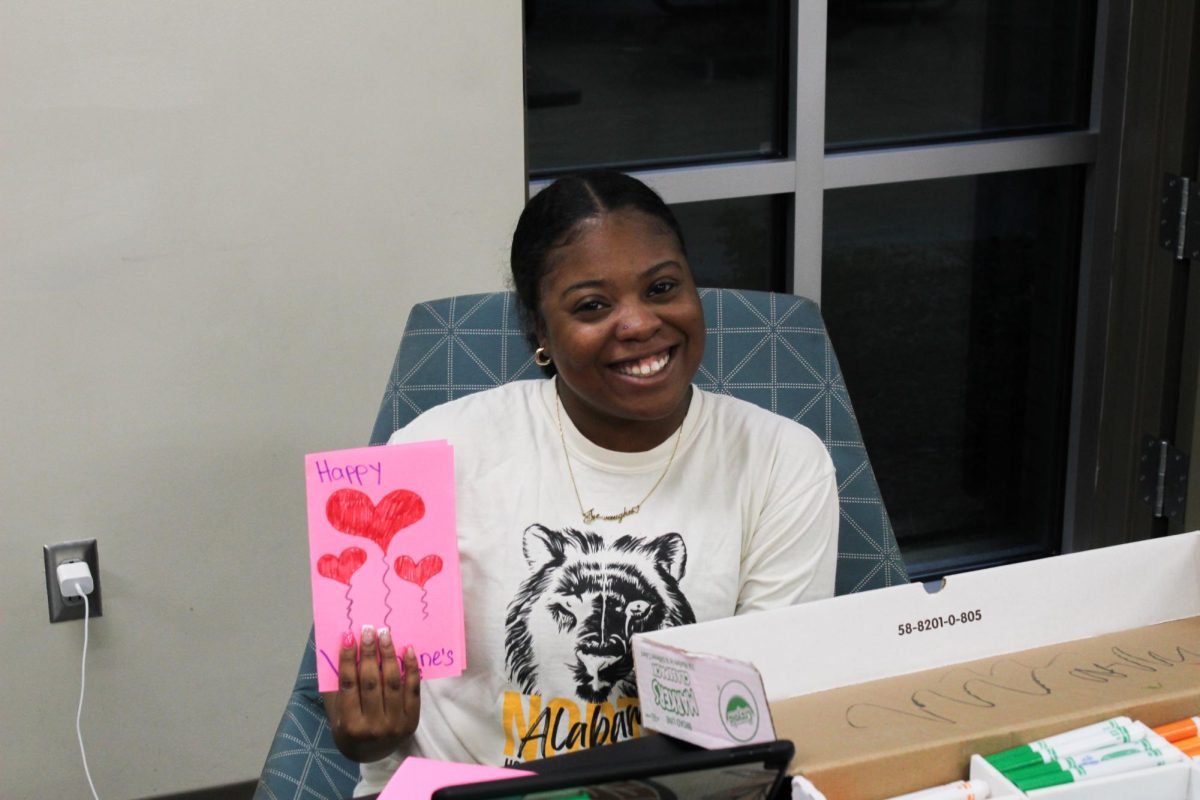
xmin=395 ymin=555 xmax=444 ymax=620
xmin=316 ymin=546 xmax=368 ymax=631
xmin=315 ymin=546 xmax=369 ymax=678
xmin=326 ymin=487 xmax=425 ymax=628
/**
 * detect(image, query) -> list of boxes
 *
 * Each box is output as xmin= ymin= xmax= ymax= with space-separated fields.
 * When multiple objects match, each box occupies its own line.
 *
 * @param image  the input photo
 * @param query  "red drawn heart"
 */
xmin=394 ymin=554 xmax=444 ymax=589
xmin=326 ymin=488 xmax=425 ymax=553
xmin=316 ymin=547 xmax=368 ymax=585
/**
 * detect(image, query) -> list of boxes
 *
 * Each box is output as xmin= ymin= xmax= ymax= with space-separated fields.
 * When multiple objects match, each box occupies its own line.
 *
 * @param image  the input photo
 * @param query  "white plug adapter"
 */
xmin=58 ymin=561 xmax=94 ymax=598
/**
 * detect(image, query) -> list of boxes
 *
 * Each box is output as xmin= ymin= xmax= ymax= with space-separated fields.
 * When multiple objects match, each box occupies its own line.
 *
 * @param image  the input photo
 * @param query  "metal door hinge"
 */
xmin=1139 ymin=436 xmax=1190 ymax=518
xmin=1161 ymin=174 xmax=1200 ymax=260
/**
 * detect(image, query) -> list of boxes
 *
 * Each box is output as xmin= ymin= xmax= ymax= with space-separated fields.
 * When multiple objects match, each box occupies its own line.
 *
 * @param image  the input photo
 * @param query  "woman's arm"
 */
xmin=736 ymin=431 xmax=839 ymax=614
xmin=322 ymin=625 xmax=422 ymax=763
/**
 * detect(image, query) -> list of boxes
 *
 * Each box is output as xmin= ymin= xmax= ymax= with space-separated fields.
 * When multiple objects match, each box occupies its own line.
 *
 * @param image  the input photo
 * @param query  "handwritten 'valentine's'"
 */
xmin=305 ymin=441 xmax=464 ymax=691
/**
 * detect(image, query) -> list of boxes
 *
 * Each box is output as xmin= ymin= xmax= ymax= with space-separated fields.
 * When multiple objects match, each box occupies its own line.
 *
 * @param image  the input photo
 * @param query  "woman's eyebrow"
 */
xmin=641 ymin=260 xmax=684 ymax=278
xmin=559 ymin=260 xmax=685 ymax=298
xmin=560 ymin=278 xmax=607 ymax=298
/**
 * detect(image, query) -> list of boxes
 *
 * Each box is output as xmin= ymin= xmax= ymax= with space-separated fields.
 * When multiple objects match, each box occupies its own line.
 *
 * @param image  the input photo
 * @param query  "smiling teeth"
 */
xmin=617 ymin=351 xmax=670 ymax=377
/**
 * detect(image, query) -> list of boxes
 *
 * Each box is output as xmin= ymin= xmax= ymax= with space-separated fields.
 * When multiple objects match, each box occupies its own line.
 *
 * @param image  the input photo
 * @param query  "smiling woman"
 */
xmin=534 ymin=213 xmax=704 ymax=453
xmin=512 ymin=174 xmax=706 ymax=454
xmin=327 ymin=172 xmax=841 ymax=797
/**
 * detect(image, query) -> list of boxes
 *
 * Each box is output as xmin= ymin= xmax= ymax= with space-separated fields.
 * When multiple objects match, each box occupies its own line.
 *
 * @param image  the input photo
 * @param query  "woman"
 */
xmin=325 ymin=172 xmax=839 ymax=795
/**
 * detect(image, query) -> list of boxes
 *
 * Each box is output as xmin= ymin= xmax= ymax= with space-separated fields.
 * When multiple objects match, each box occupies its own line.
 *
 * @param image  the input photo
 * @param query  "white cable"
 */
xmin=76 ymin=587 xmax=100 ymax=800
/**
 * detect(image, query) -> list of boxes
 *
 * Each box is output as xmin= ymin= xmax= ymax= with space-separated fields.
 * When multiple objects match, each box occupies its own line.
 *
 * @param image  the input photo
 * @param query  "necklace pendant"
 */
xmin=558 ymin=393 xmax=679 ymax=530
xmin=581 ymin=505 xmax=642 ymax=524
xmin=613 ymin=504 xmax=639 ymax=523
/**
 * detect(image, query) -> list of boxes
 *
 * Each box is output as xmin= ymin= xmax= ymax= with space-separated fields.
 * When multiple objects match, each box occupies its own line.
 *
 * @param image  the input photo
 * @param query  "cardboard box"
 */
xmin=633 ymin=531 xmax=1200 ymax=800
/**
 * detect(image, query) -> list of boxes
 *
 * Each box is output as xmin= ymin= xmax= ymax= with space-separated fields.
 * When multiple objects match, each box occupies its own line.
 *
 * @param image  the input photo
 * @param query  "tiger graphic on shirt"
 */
xmin=501 ymin=523 xmax=696 ymax=764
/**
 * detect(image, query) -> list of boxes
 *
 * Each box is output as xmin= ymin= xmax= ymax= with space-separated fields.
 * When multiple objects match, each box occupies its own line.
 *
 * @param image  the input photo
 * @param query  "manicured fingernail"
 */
xmin=405 ymin=645 xmax=416 ymax=660
xmin=361 ymin=624 xmax=376 ymax=645
xmin=378 ymin=627 xmax=392 ymax=647
xmin=342 ymin=631 xmax=355 ymax=648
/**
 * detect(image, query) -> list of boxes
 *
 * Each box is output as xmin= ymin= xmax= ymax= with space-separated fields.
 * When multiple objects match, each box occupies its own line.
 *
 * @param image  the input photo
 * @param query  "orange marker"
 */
xmin=1155 ymin=716 xmax=1200 ymax=743
xmin=1173 ymin=735 xmax=1200 ymax=755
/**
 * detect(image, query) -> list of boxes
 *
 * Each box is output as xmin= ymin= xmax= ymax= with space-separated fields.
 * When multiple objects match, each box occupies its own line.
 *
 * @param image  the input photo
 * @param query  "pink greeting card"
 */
xmin=305 ymin=441 xmax=464 ymax=692
xmin=379 ymin=757 xmax=533 ymax=800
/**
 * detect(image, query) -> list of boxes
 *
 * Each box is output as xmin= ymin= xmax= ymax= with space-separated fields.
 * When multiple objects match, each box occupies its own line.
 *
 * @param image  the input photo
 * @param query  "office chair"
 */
xmin=253 ymin=288 xmax=908 ymax=800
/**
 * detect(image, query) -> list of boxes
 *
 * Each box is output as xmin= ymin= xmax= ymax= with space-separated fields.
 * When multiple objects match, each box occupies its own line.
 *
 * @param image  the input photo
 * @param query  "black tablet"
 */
xmin=430 ymin=739 xmax=794 ymax=800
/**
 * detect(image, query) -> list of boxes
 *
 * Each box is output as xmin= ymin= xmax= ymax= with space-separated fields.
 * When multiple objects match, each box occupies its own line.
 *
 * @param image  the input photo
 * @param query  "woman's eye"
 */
xmin=648 ymin=280 xmax=678 ymax=296
xmin=573 ymin=299 xmax=606 ymax=314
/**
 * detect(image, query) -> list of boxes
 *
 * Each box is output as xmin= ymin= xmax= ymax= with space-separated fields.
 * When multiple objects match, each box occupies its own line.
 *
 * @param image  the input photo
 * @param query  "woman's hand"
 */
xmin=323 ymin=624 xmax=422 ymax=763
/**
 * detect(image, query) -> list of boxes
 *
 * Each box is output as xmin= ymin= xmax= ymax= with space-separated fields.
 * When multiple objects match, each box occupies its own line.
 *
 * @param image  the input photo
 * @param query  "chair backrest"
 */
xmin=254 ymin=288 xmax=907 ymax=800
xmin=371 ymin=288 xmax=907 ymax=593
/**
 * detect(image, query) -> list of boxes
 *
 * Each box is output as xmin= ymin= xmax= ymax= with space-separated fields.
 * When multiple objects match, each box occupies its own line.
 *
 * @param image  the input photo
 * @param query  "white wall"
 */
xmin=0 ymin=3 xmax=525 ymax=796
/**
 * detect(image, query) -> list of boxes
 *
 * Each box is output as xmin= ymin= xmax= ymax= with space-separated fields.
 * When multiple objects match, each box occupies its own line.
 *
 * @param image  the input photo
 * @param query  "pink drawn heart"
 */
xmin=326 ymin=488 xmax=425 ymax=553
xmin=394 ymin=554 xmax=443 ymax=589
xmin=316 ymin=547 xmax=368 ymax=585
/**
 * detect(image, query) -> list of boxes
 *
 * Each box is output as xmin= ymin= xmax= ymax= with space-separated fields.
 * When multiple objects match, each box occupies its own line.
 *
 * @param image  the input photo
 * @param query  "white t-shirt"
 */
xmin=356 ymin=378 xmax=837 ymax=795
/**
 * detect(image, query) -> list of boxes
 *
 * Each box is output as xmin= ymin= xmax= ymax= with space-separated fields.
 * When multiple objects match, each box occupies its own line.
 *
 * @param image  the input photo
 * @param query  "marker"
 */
xmin=1005 ymin=736 xmax=1179 ymax=779
xmin=1155 ymin=715 xmax=1200 ymax=742
xmin=993 ymin=724 xmax=1152 ymax=777
xmin=1008 ymin=739 xmax=1182 ymax=792
xmin=1169 ymin=735 xmax=1200 ymax=756
xmin=986 ymin=717 xmax=1144 ymax=771
xmin=880 ymin=779 xmax=991 ymax=800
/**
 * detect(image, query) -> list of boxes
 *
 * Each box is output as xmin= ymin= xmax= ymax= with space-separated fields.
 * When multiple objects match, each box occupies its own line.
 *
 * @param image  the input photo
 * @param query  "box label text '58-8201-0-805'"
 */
xmin=897 ymin=609 xmax=983 ymax=636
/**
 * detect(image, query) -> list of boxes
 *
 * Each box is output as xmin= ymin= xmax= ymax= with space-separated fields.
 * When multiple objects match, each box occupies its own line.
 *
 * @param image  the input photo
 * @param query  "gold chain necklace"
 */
xmin=555 ymin=394 xmax=684 ymax=524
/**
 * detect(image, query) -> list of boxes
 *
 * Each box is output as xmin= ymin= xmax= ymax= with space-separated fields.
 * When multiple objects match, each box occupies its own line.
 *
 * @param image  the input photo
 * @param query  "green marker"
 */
xmin=1005 ymin=738 xmax=1159 ymax=779
xmin=1008 ymin=739 xmax=1182 ymax=792
xmin=986 ymin=717 xmax=1143 ymax=772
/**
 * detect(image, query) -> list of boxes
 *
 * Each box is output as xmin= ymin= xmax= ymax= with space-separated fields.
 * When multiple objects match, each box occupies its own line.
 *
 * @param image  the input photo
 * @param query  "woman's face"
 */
xmin=536 ymin=209 xmax=705 ymax=451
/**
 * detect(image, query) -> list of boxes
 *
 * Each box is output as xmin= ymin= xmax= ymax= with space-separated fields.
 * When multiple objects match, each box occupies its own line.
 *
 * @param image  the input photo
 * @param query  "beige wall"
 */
xmin=0 ymin=2 xmax=525 ymax=796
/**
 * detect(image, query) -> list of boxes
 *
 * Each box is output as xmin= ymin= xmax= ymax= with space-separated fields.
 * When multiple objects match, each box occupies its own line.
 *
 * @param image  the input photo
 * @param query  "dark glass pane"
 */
xmin=822 ymin=168 xmax=1084 ymax=576
xmin=672 ymin=195 xmax=786 ymax=291
xmin=525 ymin=0 xmax=788 ymax=174
xmin=826 ymin=0 xmax=1096 ymax=150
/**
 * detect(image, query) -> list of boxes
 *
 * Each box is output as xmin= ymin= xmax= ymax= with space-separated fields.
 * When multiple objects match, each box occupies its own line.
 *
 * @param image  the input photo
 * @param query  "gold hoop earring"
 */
xmin=534 ymin=347 xmax=552 ymax=367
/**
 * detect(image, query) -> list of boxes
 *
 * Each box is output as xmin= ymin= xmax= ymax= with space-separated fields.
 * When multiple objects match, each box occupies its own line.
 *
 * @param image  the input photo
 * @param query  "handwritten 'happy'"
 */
xmin=314 ymin=458 xmax=382 ymax=487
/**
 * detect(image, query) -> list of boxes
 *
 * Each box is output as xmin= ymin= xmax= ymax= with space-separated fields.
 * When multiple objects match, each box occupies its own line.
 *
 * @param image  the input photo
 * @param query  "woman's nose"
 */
xmin=614 ymin=301 xmax=660 ymax=339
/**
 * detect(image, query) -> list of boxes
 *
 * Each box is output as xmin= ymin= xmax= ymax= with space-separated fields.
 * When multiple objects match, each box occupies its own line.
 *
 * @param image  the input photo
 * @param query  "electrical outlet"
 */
xmin=44 ymin=539 xmax=102 ymax=623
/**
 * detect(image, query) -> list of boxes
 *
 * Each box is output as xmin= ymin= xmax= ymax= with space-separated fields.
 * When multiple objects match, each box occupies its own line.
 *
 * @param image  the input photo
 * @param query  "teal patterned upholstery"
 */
xmin=254 ymin=288 xmax=907 ymax=800
xmin=254 ymin=635 xmax=360 ymax=800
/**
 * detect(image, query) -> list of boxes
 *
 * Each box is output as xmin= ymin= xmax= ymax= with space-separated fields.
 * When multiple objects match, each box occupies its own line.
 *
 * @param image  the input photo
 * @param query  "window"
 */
xmin=826 ymin=0 xmax=1095 ymax=148
xmin=823 ymin=167 xmax=1084 ymax=574
xmin=525 ymin=0 xmax=789 ymax=172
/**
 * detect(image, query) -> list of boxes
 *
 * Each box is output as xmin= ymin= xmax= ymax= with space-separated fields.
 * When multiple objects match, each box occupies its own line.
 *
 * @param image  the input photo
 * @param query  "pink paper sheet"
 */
xmin=305 ymin=441 xmax=464 ymax=692
xmin=379 ymin=757 xmax=534 ymax=800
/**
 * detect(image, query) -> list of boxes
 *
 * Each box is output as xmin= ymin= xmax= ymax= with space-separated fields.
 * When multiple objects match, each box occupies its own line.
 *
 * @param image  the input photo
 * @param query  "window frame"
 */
xmin=526 ymin=0 xmax=1116 ymax=576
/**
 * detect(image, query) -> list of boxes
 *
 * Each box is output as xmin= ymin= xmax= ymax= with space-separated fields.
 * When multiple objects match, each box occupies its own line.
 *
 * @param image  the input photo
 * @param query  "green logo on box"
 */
xmin=652 ymin=679 xmax=700 ymax=718
xmin=718 ymin=680 xmax=760 ymax=742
